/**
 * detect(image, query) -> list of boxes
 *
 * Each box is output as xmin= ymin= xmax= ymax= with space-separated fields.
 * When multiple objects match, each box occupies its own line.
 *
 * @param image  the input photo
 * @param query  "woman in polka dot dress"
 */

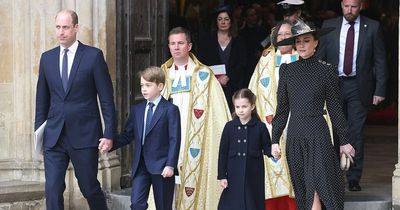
xmin=271 ymin=20 xmax=356 ymax=210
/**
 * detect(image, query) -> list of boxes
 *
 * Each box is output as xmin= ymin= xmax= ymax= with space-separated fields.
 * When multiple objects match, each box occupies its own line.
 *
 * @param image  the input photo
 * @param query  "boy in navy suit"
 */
xmin=100 ymin=66 xmax=181 ymax=210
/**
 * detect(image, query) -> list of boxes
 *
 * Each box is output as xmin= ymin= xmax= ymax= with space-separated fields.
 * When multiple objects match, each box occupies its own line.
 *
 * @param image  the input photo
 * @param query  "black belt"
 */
xmin=339 ymin=76 xmax=356 ymax=80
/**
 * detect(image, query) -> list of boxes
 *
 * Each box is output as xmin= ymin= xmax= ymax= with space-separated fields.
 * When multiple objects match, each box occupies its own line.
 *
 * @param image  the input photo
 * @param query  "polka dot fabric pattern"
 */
xmin=272 ymin=57 xmax=350 ymax=210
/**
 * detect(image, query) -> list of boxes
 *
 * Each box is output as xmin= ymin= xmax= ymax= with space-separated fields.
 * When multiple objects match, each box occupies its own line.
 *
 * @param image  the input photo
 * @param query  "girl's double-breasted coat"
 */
xmin=218 ymin=116 xmax=272 ymax=210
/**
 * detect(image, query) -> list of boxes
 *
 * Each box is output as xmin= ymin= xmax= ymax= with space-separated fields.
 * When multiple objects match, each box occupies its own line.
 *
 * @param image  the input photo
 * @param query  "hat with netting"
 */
xmin=276 ymin=19 xmax=335 ymax=46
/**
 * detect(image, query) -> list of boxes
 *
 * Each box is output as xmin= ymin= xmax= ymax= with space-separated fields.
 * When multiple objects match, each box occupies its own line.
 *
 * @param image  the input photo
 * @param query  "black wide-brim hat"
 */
xmin=276 ymin=19 xmax=335 ymax=46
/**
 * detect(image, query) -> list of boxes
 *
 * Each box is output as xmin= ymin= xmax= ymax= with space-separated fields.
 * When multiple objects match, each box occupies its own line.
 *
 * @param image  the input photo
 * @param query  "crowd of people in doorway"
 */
xmin=35 ymin=0 xmax=391 ymax=209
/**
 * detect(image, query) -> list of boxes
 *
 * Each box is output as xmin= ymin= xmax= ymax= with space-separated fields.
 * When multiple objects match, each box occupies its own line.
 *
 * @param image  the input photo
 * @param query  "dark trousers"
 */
xmin=43 ymin=133 xmax=107 ymax=210
xmin=131 ymin=155 xmax=175 ymax=210
xmin=339 ymin=77 xmax=368 ymax=182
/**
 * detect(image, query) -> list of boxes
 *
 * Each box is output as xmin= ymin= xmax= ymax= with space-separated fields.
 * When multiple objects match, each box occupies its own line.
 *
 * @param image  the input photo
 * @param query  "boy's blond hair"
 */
xmin=138 ymin=66 xmax=165 ymax=85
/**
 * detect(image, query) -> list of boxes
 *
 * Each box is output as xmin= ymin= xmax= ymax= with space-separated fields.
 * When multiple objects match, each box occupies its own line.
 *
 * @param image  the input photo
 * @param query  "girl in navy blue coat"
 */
xmin=218 ymin=88 xmax=272 ymax=210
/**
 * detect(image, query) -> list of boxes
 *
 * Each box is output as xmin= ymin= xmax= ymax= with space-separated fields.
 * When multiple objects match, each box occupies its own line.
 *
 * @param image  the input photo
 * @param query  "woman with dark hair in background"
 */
xmin=197 ymin=5 xmax=247 ymax=111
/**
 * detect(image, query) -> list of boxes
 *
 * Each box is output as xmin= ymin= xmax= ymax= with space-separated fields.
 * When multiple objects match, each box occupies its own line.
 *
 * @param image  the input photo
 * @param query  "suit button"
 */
xmin=244 ymin=126 xmax=247 ymax=129
xmin=243 ymin=153 xmax=246 ymax=156
xmin=238 ymin=126 xmax=241 ymax=130
xmin=243 ymin=139 xmax=247 ymax=143
xmin=237 ymin=153 xmax=241 ymax=156
xmin=238 ymin=140 xmax=241 ymax=143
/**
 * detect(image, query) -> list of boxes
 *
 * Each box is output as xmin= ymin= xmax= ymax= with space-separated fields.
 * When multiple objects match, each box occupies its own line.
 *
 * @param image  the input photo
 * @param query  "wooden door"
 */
xmin=116 ymin=0 xmax=168 ymax=188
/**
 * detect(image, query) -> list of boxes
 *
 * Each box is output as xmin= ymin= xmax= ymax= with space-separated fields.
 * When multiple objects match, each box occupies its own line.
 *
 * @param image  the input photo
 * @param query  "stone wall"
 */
xmin=0 ymin=0 xmax=120 ymax=209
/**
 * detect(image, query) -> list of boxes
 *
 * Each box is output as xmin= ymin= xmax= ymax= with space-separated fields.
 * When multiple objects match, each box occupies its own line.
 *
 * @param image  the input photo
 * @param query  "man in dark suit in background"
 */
xmin=35 ymin=9 xmax=115 ymax=209
xmin=317 ymin=0 xmax=387 ymax=191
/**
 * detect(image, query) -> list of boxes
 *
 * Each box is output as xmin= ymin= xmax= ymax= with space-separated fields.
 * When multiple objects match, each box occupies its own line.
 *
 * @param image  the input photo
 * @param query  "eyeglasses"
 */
xmin=277 ymin=32 xmax=292 ymax=37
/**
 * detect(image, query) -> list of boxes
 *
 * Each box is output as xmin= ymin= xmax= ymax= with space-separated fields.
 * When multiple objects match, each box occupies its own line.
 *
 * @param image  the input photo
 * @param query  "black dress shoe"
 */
xmin=348 ymin=181 xmax=362 ymax=191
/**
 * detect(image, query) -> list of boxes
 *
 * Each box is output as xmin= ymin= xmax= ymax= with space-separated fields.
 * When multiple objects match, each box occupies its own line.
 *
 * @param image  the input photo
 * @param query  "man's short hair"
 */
xmin=138 ymin=66 xmax=165 ymax=85
xmin=169 ymin=27 xmax=191 ymax=43
xmin=56 ymin=9 xmax=79 ymax=25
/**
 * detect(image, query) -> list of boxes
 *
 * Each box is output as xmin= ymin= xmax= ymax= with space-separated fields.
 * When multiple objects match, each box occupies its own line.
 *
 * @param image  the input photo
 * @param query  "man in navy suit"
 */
xmin=317 ymin=0 xmax=387 ymax=191
xmin=35 ymin=9 xmax=115 ymax=209
xmin=100 ymin=66 xmax=181 ymax=210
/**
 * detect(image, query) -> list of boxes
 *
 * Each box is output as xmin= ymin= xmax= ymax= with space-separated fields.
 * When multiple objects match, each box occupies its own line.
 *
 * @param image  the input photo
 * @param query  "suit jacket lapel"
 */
xmin=357 ymin=16 xmax=367 ymax=58
xmin=334 ymin=17 xmax=343 ymax=60
xmin=136 ymin=102 xmax=146 ymax=141
xmin=65 ymin=41 xmax=85 ymax=96
xmin=50 ymin=47 xmax=66 ymax=97
xmin=145 ymin=97 xmax=166 ymax=136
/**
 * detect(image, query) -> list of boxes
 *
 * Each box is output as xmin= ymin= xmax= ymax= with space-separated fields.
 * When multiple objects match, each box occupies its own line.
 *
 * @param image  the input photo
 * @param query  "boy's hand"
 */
xmin=161 ymin=166 xmax=174 ymax=178
xmin=98 ymin=138 xmax=113 ymax=155
xmin=220 ymin=179 xmax=228 ymax=189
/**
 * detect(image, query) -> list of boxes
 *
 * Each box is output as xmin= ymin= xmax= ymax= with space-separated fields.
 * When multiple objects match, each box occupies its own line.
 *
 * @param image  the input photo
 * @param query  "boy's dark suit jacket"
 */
xmin=115 ymin=96 xmax=181 ymax=176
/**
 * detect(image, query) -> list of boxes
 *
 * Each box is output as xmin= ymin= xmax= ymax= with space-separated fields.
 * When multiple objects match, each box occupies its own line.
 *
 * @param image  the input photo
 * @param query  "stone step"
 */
xmin=0 ymin=181 xmax=45 ymax=209
xmin=344 ymin=200 xmax=391 ymax=210
xmin=107 ymin=188 xmax=392 ymax=210
xmin=0 ymin=181 xmax=45 ymax=203
xmin=107 ymin=188 xmax=131 ymax=210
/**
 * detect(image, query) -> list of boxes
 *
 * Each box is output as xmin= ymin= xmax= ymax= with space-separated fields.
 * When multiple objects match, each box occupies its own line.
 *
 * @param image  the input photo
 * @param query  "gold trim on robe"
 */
xmin=161 ymin=53 xmax=231 ymax=210
xmin=249 ymin=46 xmax=297 ymax=199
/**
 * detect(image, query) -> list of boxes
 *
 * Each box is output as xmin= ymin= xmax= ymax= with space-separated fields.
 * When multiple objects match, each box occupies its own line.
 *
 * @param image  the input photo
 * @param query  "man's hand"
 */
xmin=373 ymin=96 xmax=385 ymax=105
xmin=220 ymin=179 xmax=228 ymax=189
xmin=161 ymin=166 xmax=174 ymax=178
xmin=98 ymin=138 xmax=113 ymax=154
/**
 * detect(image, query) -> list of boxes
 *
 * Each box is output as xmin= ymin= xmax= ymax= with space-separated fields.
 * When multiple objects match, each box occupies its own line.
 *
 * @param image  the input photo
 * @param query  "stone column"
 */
xmin=393 ymin=153 xmax=400 ymax=209
xmin=393 ymin=60 xmax=400 ymax=209
xmin=0 ymin=0 xmax=120 ymax=209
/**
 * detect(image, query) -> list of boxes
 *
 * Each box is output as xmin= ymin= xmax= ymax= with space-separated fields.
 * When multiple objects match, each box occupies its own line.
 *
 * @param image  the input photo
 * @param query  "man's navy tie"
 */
xmin=143 ymin=102 xmax=155 ymax=144
xmin=62 ymin=48 xmax=69 ymax=91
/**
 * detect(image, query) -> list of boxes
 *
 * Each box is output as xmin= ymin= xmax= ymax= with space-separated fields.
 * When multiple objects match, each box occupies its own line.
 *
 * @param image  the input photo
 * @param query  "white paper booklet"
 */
xmin=34 ymin=120 xmax=47 ymax=157
xmin=209 ymin=64 xmax=226 ymax=75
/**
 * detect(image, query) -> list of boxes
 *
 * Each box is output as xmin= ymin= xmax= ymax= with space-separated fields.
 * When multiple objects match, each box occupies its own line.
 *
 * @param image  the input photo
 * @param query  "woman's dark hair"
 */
xmin=271 ymin=20 xmax=293 ymax=47
xmin=213 ymin=6 xmax=238 ymax=37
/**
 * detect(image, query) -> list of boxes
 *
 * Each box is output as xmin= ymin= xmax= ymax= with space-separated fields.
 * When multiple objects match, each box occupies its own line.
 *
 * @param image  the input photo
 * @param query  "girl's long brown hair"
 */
xmin=231 ymin=88 xmax=260 ymax=119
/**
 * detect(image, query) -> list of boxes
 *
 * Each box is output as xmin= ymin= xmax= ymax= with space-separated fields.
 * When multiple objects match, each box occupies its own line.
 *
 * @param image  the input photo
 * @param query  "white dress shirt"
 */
xmin=142 ymin=95 xmax=162 ymax=143
xmin=59 ymin=40 xmax=79 ymax=78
